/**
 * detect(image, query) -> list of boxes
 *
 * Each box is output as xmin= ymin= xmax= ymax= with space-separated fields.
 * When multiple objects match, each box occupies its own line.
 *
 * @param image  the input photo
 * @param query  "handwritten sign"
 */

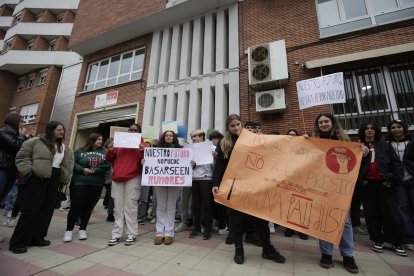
xmin=142 ymin=148 xmax=193 ymax=187
xmin=162 ymin=121 xmax=178 ymax=134
xmin=184 ymin=141 xmax=214 ymax=165
xmin=113 ymin=132 xmax=141 ymax=148
xmin=296 ymin=72 xmax=345 ymax=110
xmin=215 ymin=130 xmax=363 ymax=245
xmin=142 ymin=126 xmax=160 ymax=139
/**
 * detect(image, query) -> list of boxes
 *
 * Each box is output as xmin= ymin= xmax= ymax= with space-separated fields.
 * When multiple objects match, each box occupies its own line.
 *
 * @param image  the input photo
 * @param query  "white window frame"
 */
xmin=315 ymin=0 xmax=414 ymax=37
xmin=84 ymin=47 xmax=146 ymax=92
xmin=38 ymin=70 xmax=47 ymax=85
xmin=56 ymin=13 xmax=63 ymax=23
xmin=20 ymin=103 xmax=39 ymax=124
xmin=27 ymin=74 xmax=35 ymax=89
xmin=26 ymin=39 xmax=34 ymax=50
xmin=14 ymin=13 xmax=22 ymax=25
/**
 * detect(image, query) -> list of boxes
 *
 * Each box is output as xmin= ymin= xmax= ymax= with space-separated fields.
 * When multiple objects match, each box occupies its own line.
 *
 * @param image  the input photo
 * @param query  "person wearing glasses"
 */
xmin=386 ymin=119 xmax=414 ymax=251
xmin=106 ymin=123 xmax=146 ymax=246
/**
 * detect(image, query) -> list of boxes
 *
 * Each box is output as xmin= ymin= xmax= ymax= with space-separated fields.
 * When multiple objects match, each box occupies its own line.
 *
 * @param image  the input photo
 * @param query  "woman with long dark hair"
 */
xmin=212 ymin=114 xmax=286 ymax=265
xmin=152 ymin=130 xmax=185 ymax=245
xmin=10 ymin=121 xmax=73 ymax=254
xmin=311 ymin=113 xmax=360 ymax=273
xmin=359 ymin=121 xmax=407 ymax=256
xmin=63 ymin=133 xmax=111 ymax=242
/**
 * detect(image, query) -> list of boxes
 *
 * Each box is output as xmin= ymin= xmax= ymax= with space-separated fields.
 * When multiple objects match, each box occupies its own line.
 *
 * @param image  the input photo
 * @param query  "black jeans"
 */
xmin=191 ymin=180 xmax=213 ymax=231
xmin=66 ymin=185 xmax=103 ymax=231
xmin=10 ymin=168 xmax=60 ymax=249
xmin=350 ymin=183 xmax=364 ymax=227
xmin=228 ymin=208 xmax=271 ymax=248
xmin=363 ymin=180 xmax=404 ymax=245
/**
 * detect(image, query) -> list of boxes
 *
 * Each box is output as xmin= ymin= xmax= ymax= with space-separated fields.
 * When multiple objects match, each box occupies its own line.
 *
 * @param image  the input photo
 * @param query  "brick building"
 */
xmin=67 ymin=0 xmax=414 ymax=146
xmin=0 ymin=0 xmax=81 ymax=135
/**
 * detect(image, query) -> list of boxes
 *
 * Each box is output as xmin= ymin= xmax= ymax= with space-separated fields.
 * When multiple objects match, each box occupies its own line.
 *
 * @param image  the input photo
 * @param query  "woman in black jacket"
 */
xmin=359 ymin=121 xmax=407 ymax=256
xmin=385 ymin=119 xmax=414 ymax=251
xmin=0 ymin=113 xmax=26 ymax=202
xmin=212 ymin=114 xmax=285 ymax=265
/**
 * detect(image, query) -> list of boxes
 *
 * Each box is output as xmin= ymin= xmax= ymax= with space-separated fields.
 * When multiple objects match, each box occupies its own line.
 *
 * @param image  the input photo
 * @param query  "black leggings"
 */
xmin=66 ymin=185 xmax=103 ymax=231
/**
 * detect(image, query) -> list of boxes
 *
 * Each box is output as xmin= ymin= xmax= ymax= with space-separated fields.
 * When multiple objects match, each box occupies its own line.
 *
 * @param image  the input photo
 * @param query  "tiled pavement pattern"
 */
xmin=0 ymin=203 xmax=413 ymax=276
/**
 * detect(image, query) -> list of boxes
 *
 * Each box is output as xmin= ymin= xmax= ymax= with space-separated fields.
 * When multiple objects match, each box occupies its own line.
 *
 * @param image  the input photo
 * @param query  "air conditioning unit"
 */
xmin=255 ymin=89 xmax=286 ymax=113
xmin=248 ymin=40 xmax=289 ymax=90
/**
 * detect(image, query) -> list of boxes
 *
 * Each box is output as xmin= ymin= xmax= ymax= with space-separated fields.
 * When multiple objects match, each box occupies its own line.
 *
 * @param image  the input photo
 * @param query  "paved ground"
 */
xmin=0 ymin=202 xmax=413 ymax=276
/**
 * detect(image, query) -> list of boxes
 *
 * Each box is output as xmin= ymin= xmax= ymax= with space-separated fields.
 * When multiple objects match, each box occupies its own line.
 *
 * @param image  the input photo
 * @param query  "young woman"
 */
xmin=386 ymin=120 xmax=414 ymax=251
xmin=212 ymin=114 xmax=286 ymax=265
xmin=188 ymin=129 xmax=214 ymax=240
xmin=311 ymin=113 xmax=360 ymax=273
xmin=359 ymin=121 xmax=407 ymax=256
xmin=63 ymin=133 xmax=111 ymax=242
xmin=106 ymin=123 xmax=145 ymax=246
xmin=10 ymin=121 xmax=73 ymax=254
xmin=152 ymin=130 xmax=187 ymax=245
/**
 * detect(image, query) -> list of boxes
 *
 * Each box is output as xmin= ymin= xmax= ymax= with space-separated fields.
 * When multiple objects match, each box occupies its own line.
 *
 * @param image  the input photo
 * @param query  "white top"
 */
xmin=52 ymin=143 xmax=65 ymax=168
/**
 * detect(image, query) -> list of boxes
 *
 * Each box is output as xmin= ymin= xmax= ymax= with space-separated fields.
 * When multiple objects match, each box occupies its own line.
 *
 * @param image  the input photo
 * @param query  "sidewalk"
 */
xmin=0 ymin=203 xmax=413 ymax=276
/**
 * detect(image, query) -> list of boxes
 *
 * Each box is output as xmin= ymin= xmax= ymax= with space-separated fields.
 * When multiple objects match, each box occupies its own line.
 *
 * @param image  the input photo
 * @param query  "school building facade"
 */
xmin=65 ymin=0 xmax=414 ymax=145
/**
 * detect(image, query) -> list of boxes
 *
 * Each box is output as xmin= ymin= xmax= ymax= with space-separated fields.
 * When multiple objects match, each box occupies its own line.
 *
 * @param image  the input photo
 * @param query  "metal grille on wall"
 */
xmin=332 ymin=61 xmax=414 ymax=132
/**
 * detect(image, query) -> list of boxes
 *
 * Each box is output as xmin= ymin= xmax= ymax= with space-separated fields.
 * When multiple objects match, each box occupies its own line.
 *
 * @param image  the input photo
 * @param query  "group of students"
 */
xmin=1 ymin=111 xmax=413 ymax=275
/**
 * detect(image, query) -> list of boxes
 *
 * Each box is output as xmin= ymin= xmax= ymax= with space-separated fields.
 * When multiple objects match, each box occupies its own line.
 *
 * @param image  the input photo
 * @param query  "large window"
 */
xmin=316 ymin=0 xmax=414 ymax=37
xmin=20 ymin=103 xmax=39 ymax=124
xmin=333 ymin=61 xmax=414 ymax=131
xmin=84 ymin=48 xmax=145 ymax=92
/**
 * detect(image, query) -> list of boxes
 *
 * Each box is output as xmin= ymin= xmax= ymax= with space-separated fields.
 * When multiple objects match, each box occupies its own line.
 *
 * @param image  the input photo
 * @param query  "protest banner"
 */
xmin=297 ymin=72 xmax=345 ymax=110
xmin=142 ymin=126 xmax=160 ymax=139
xmin=215 ymin=130 xmax=363 ymax=245
xmin=162 ymin=121 xmax=178 ymax=134
xmin=185 ymin=141 xmax=214 ymax=165
xmin=142 ymin=147 xmax=193 ymax=187
xmin=113 ymin=132 xmax=141 ymax=148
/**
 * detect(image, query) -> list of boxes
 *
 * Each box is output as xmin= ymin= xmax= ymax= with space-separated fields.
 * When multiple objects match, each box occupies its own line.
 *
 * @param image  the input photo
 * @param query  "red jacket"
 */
xmin=105 ymin=140 xmax=147 ymax=182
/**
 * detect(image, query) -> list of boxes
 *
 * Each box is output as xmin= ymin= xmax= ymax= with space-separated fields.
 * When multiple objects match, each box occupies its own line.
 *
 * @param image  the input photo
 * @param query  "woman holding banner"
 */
xmin=311 ymin=113 xmax=360 ymax=273
xmin=151 ymin=130 xmax=190 ymax=245
xmin=212 ymin=114 xmax=286 ymax=265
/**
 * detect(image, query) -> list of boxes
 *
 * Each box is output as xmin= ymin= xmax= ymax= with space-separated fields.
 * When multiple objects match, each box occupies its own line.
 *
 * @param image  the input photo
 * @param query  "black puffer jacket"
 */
xmin=0 ymin=124 xmax=27 ymax=169
xmin=212 ymin=134 xmax=238 ymax=187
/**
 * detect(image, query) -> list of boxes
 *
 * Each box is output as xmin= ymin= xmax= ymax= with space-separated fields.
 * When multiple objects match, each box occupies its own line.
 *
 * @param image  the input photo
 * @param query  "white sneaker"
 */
xmin=269 ymin=222 xmax=276 ymax=233
xmin=78 ymin=230 xmax=87 ymax=240
xmin=175 ymin=222 xmax=187 ymax=232
xmin=0 ymin=236 xmax=4 ymax=242
xmin=218 ymin=227 xmax=229 ymax=235
xmin=63 ymin=231 xmax=73 ymax=242
xmin=150 ymin=217 xmax=156 ymax=224
xmin=5 ymin=210 xmax=12 ymax=218
xmin=2 ymin=218 xmax=15 ymax=227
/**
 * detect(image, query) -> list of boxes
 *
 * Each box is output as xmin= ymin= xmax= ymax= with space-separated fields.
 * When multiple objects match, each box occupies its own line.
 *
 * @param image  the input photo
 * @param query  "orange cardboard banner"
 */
xmin=215 ymin=130 xmax=363 ymax=245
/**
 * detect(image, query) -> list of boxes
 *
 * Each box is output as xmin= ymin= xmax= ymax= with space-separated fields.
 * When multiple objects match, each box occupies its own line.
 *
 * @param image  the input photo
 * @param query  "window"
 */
xmin=56 ymin=13 xmax=63 ymax=23
xmin=20 ymin=103 xmax=38 ymax=124
xmin=333 ymin=61 xmax=414 ymax=130
xmin=316 ymin=0 xmax=414 ymax=37
xmin=14 ymin=14 xmax=21 ymax=25
xmin=84 ymin=48 xmax=145 ymax=91
xmin=16 ymin=77 xmax=25 ymax=91
xmin=38 ymin=70 xmax=47 ymax=85
xmin=48 ymin=40 xmax=55 ymax=51
xmin=27 ymin=75 xmax=35 ymax=89
xmin=26 ymin=39 xmax=34 ymax=51
xmin=4 ymin=40 xmax=12 ymax=52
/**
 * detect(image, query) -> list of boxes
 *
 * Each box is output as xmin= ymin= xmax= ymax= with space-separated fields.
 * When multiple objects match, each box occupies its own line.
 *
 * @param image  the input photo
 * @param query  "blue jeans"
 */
xmin=2 ymin=182 xmax=18 ymax=211
xmin=394 ymin=179 xmax=414 ymax=244
xmin=319 ymin=212 xmax=354 ymax=257
xmin=0 ymin=168 xmax=16 ymax=202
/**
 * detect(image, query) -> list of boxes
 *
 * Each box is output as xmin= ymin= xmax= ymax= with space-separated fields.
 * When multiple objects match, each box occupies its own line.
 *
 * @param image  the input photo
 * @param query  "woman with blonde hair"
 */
xmin=212 ymin=114 xmax=286 ymax=265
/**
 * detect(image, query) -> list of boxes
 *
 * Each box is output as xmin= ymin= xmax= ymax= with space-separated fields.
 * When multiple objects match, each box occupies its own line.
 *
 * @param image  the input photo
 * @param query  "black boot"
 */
xmin=343 ymin=256 xmax=359 ymax=274
xmin=284 ymin=228 xmax=294 ymax=237
xmin=234 ymin=246 xmax=244 ymax=264
xmin=320 ymin=254 xmax=333 ymax=268
xmin=262 ymin=244 xmax=286 ymax=263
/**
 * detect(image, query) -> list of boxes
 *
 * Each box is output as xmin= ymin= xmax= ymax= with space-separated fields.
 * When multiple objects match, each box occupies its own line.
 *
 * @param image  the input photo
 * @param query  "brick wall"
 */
xmin=0 ymin=5 xmax=13 ymax=16
xmin=69 ymin=0 xmax=164 ymax=48
xmin=0 ymin=29 xmax=5 ymax=40
xmin=12 ymin=35 xmax=27 ymax=50
xmin=62 ymin=10 xmax=75 ymax=23
xmin=239 ymin=0 xmax=414 ymax=135
xmin=68 ymin=34 xmax=153 ymax=138
xmin=33 ymin=36 xmax=49 ymax=51
xmin=0 ymin=71 xmax=18 ymax=127
xmin=55 ymin=36 xmax=68 ymax=51
xmin=42 ymin=10 xmax=56 ymax=23
xmin=21 ymin=9 xmax=35 ymax=22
